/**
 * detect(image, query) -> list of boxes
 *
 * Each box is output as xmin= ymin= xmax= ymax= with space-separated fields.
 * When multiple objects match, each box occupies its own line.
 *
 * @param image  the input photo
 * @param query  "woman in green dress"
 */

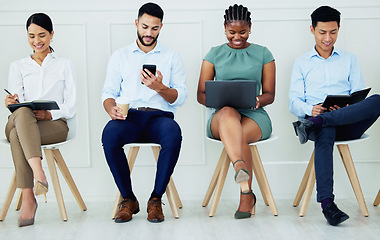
xmin=197 ymin=4 xmax=276 ymax=219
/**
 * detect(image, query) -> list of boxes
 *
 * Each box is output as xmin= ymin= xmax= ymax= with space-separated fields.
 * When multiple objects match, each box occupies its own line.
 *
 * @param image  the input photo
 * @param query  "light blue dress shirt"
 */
xmin=102 ymin=41 xmax=187 ymax=114
xmin=289 ymin=47 xmax=365 ymax=118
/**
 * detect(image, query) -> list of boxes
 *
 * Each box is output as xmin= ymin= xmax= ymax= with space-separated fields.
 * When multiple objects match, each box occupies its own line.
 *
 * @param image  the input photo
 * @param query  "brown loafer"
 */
xmin=114 ymin=198 xmax=140 ymax=223
xmin=147 ymin=198 xmax=164 ymax=223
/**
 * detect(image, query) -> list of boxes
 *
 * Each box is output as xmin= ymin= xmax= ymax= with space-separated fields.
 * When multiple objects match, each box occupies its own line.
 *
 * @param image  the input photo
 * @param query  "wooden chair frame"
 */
xmin=111 ymin=144 xmax=182 ymax=219
xmin=0 ymin=143 xmax=87 ymax=221
xmin=293 ymin=134 xmax=370 ymax=217
xmin=374 ymin=189 xmax=380 ymax=206
xmin=202 ymin=134 xmax=278 ymax=217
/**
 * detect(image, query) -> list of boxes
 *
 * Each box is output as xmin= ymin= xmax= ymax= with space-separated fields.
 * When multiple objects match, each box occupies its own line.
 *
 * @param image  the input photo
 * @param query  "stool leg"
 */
xmin=15 ymin=189 xmax=22 ymax=211
xmin=209 ymin=149 xmax=229 ymax=217
xmin=299 ymin=159 xmax=315 ymax=217
xmin=293 ymin=151 xmax=315 ymax=207
xmin=151 ymin=146 xmax=180 ymax=218
xmin=168 ymin=179 xmax=183 ymax=208
xmin=202 ymin=149 xmax=224 ymax=207
xmin=250 ymin=145 xmax=278 ymax=216
xmin=111 ymin=191 xmax=123 ymax=219
xmin=374 ymin=189 xmax=380 ymax=206
xmin=44 ymin=149 xmax=68 ymax=221
xmin=337 ymin=144 xmax=369 ymax=217
xmin=0 ymin=172 xmax=17 ymax=221
xmin=52 ymin=149 xmax=87 ymax=211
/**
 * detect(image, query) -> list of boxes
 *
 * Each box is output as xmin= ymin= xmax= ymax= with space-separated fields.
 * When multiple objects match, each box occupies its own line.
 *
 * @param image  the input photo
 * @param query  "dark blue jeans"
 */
xmin=101 ymin=109 xmax=182 ymax=199
xmin=308 ymin=94 xmax=380 ymax=202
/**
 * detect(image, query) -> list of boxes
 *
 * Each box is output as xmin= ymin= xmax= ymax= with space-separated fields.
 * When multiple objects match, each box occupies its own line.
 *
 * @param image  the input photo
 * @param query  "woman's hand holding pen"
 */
xmin=4 ymin=93 xmax=19 ymax=107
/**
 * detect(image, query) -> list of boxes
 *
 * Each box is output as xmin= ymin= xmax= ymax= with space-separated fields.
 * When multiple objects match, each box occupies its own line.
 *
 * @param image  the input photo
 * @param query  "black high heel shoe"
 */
xmin=234 ymin=191 xmax=256 ymax=219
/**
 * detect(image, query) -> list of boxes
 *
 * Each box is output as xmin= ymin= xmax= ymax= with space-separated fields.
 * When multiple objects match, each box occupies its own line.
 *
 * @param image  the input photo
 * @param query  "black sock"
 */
xmin=149 ymin=190 xmax=162 ymax=200
xmin=321 ymin=198 xmax=333 ymax=210
xmin=124 ymin=193 xmax=137 ymax=202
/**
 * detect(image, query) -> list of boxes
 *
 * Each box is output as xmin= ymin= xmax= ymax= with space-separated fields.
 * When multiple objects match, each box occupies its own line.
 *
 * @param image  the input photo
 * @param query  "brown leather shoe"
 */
xmin=114 ymin=198 xmax=140 ymax=223
xmin=147 ymin=198 xmax=164 ymax=223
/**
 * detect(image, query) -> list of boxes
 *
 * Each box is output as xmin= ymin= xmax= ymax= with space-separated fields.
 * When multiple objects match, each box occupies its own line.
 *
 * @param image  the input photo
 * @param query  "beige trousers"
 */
xmin=5 ymin=107 xmax=68 ymax=188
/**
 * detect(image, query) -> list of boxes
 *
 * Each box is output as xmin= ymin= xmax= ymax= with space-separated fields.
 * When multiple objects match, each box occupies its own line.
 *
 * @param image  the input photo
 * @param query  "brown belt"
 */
xmin=130 ymin=107 xmax=161 ymax=112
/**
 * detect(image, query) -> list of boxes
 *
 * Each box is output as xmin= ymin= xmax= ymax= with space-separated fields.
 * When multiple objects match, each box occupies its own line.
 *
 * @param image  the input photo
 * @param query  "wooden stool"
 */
xmin=202 ymin=134 xmax=278 ymax=217
xmin=111 ymin=143 xmax=182 ymax=219
xmin=293 ymin=134 xmax=370 ymax=217
xmin=374 ymin=189 xmax=380 ymax=206
xmin=0 ymin=115 xmax=87 ymax=221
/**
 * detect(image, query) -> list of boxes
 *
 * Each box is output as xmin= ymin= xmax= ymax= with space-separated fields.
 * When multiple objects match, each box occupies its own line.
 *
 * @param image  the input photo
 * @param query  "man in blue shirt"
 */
xmin=101 ymin=3 xmax=187 ymax=223
xmin=289 ymin=6 xmax=380 ymax=226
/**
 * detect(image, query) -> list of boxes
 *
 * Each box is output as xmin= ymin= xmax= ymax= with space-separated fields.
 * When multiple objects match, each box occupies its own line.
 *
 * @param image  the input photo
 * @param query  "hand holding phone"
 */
xmin=142 ymin=64 xmax=157 ymax=84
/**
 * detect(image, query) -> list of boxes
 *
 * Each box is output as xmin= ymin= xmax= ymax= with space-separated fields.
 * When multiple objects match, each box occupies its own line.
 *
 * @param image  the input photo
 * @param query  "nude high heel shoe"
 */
xmin=34 ymin=181 xmax=48 ymax=203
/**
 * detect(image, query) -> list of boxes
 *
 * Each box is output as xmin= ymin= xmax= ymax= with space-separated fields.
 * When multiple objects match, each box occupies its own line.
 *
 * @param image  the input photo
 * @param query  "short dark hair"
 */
xmin=138 ymin=2 xmax=164 ymax=21
xmin=224 ymin=4 xmax=251 ymax=25
xmin=311 ymin=6 xmax=341 ymax=29
xmin=26 ymin=13 xmax=53 ymax=33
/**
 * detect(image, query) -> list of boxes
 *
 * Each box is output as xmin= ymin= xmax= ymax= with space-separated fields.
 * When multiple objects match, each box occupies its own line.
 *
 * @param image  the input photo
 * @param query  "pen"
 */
xmin=4 ymin=89 xmax=20 ymax=103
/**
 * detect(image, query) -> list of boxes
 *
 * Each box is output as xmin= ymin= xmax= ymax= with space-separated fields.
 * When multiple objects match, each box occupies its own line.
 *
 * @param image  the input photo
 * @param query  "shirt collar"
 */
xmin=309 ymin=46 xmax=340 ymax=59
xmin=131 ymin=40 xmax=161 ymax=54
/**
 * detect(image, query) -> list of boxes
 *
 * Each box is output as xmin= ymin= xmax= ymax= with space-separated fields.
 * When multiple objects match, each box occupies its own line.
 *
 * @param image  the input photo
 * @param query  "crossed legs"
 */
xmin=210 ymin=107 xmax=262 ymax=213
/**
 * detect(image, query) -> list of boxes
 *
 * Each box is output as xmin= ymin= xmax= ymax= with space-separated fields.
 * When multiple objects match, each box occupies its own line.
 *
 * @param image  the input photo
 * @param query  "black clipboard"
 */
xmin=7 ymin=100 xmax=59 ymax=113
xmin=322 ymin=88 xmax=371 ymax=109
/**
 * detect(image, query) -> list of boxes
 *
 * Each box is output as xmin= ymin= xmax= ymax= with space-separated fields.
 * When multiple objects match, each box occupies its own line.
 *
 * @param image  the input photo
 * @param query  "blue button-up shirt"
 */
xmin=102 ymin=41 xmax=187 ymax=114
xmin=289 ymin=47 xmax=365 ymax=118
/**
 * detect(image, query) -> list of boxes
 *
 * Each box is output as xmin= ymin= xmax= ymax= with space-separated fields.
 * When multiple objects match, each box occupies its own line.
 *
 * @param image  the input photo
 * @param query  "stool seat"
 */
xmin=293 ymin=133 xmax=370 ymax=217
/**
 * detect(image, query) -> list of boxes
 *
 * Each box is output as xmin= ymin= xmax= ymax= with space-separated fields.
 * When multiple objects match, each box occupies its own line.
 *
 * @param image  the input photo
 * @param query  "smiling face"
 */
xmin=135 ymin=13 xmax=162 ymax=52
xmin=27 ymin=23 xmax=53 ymax=55
xmin=224 ymin=20 xmax=251 ymax=49
xmin=311 ymin=21 xmax=339 ymax=59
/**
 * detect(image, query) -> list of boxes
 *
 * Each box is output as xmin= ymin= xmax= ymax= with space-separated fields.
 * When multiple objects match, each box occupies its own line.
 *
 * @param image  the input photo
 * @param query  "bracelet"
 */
xmin=256 ymin=97 xmax=260 ymax=107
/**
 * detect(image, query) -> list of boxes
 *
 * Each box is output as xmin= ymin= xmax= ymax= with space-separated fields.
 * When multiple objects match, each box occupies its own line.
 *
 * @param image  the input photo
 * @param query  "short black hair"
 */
xmin=138 ymin=2 xmax=164 ymax=22
xmin=224 ymin=4 xmax=251 ymax=25
xmin=26 ymin=13 xmax=53 ymax=33
xmin=311 ymin=6 xmax=341 ymax=29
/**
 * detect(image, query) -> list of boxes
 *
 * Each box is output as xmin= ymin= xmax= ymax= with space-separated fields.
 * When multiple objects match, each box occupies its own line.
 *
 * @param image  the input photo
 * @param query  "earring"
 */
xmin=51 ymin=39 xmax=53 ymax=42
xmin=224 ymin=32 xmax=226 ymax=35
xmin=249 ymin=32 xmax=251 ymax=34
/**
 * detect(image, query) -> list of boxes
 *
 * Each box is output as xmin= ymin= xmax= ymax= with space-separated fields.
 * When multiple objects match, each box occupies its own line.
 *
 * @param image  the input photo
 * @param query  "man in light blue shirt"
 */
xmin=289 ymin=6 xmax=380 ymax=226
xmin=101 ymin=3 xmax=187 ymax=224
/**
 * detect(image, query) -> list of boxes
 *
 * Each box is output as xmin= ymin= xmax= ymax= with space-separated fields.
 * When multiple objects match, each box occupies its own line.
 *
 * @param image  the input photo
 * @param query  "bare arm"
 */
xmin=141 ymin=69 xmax=178 ymax=104
xmin=197 ymin=60 xmax=215 ymax=106
xmin=257 ymin=60 xmax=276 ymax=108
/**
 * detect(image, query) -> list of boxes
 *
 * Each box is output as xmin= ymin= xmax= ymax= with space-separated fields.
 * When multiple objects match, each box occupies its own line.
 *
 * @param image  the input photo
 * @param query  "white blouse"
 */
xmin=8 ymin=52 xmax=76 ymax=120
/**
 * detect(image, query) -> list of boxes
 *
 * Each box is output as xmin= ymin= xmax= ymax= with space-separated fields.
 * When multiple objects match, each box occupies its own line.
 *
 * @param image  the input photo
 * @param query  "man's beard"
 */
xmin=137 ymin=31 xmax=159 ymax=47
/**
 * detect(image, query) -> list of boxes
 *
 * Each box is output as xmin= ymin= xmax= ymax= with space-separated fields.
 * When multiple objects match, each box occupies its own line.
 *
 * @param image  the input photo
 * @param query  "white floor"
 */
xmin=1 ymin=198 xmax=380 ymax=240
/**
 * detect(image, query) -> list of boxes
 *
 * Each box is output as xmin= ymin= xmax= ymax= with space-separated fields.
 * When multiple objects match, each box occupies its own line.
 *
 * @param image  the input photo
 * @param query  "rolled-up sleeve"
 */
xmin=168 ymin=52 xmax=187 ymax=107
xmin=101 ymin=51 xmax=122 ymax=103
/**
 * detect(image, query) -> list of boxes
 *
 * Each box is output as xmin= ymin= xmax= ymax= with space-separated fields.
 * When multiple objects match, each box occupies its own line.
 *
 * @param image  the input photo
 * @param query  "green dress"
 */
xmin=204 ymin=43 xmax=274 ymax=140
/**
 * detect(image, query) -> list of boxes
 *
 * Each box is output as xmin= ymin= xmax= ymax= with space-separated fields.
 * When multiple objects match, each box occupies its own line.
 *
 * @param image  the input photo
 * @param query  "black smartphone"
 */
xmin=142 ymin=64 xmax=156 ymax=77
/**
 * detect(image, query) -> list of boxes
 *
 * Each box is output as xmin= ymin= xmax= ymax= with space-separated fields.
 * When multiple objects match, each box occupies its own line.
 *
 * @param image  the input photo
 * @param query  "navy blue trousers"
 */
xmin=308 ymin=94 xmax=380 ymax=202
xmin=101 ymin=109 xmax=182 ymax=199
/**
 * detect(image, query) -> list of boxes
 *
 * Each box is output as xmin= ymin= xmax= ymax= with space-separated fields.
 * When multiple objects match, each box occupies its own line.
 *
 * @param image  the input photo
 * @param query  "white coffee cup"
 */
xmin=116 ymin=97 xmax=130 ymax=117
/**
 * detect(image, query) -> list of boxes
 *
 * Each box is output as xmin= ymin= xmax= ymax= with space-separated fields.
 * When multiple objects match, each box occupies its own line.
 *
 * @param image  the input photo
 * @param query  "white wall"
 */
xmin=1 ymin=0 xmax=379 ymax=205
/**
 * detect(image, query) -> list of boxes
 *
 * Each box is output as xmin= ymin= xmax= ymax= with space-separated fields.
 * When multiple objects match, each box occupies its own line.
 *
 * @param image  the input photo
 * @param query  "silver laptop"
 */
xmin=205 ymin=80 xmax=257 ymax=109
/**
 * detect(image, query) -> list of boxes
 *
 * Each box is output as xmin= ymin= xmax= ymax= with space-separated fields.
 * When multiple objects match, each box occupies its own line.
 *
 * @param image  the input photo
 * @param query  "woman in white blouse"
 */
xmin=4 ymin=13 xmax=76 ymax=227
